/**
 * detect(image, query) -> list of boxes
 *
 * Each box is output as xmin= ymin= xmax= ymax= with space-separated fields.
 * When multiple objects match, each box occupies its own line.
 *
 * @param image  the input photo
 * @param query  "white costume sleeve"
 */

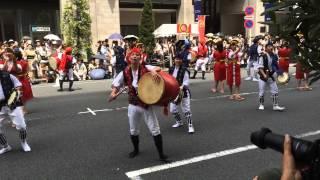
xmin=228 ymin=50 xmax=236 ymax=59
xmin=257 ymin=45 xmax=264 ymax=55
xmin=112 ymin=71 xmax=124 ymax=88
xmin=257 ymin=56 xmax=264 ymax=69
xmin=10 ymin=74 xmax=22 ymax=88
xmin=182 ymin=71 xmax=190 ymax=87
xmin=145 ymin=65 xmax=157 ymax=71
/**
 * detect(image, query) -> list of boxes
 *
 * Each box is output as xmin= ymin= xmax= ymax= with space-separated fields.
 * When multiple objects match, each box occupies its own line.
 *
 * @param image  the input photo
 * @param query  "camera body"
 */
xmin=250 ymin=128 xmax=320 ymax=180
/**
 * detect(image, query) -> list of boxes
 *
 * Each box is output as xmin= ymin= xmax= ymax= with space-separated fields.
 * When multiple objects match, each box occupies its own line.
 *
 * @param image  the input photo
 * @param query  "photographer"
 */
xmin=253 ymin=135 xmax=302 ymax=180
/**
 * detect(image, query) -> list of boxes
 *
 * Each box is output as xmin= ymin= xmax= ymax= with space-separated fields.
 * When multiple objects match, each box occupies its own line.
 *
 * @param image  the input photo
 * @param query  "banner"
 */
xmin=264 ymin=2 xmax=273 ymax=21
xmin=194 ymin=0 xmax=202 ymax=22
xmin=177 ymin=24 xmax=191 ymax=34
xmin=198 ymin=15 xmax=206 ymax=44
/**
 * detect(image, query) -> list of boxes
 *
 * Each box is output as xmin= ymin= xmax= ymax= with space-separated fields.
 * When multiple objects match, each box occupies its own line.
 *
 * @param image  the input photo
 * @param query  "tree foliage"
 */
xmin=62 ymin=0 xmax=92 ymax=59
xmin=262 ymin=0 xmax=320 ymax=84
xmin=139 ymin=0 xmax=155 ymax=56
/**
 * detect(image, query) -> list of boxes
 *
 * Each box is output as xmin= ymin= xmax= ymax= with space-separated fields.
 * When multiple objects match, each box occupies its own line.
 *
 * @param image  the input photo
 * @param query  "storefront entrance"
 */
xmin=0 ymin=11 xmax=18 ymax=41
xmin=0 ymin=0 xmax=59 ymax=42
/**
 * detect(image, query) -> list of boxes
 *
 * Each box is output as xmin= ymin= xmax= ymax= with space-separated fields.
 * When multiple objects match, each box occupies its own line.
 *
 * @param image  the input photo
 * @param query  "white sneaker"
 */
xmin=273 ymin=105 xmax=285 ymax=111
xmin=172 ymin=122 xmax=183 ymax=128
xmin=0 ymin=145 xmax=12 ymax=155
xmin=252 ymin=78 xmax=259 ymax=82
xmin=21 ymin=141 xmax=31 ymax=152
xmin=244 ymin=77 xmax=252 ymax=81
xmin=188 ymin=125 xmax=195 ymax=134
xmin=258 ymin=105 xmax=265 ymax=110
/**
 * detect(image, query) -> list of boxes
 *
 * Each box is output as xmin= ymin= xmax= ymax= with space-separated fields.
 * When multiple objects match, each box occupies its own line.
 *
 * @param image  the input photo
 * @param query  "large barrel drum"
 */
xmin=138 ymin=71 xmax=179 ymax=105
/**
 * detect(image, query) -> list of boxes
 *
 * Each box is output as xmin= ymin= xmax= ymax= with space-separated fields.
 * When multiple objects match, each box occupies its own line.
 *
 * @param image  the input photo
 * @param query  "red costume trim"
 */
xmin=123 ymin=65 xmax=149 ymax=109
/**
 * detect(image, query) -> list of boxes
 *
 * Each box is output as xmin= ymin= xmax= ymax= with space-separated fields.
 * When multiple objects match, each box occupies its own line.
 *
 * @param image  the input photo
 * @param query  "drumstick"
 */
xmin=108 ymin=87 xmax=128 ymax=102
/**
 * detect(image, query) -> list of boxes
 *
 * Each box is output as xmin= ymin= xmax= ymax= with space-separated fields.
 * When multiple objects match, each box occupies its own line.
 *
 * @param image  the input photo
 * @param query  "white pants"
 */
xmin=128 ymin=104 xmax=161 ymax=136
xmin=0 ymin=106 xmax=26 ymax=132
xmin=74 ymin=70 xmax=87 ymax=80
xmin=195 ymin=58 xmax=208 ymax=71
xmin=258 ymin=79 xmax=279 ymax=97
xmin=59 ymin=69 xmax=74 ymax=81
xmin=169 ymin=91 xmax=191 ymax=114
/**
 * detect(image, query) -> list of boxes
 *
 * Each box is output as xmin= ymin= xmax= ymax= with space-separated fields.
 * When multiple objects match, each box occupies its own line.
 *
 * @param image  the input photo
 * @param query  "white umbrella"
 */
xmin=123 ymin=35 xmax=139 ymax=40
xmin=44 ymin=34 xmax=61 ymax=41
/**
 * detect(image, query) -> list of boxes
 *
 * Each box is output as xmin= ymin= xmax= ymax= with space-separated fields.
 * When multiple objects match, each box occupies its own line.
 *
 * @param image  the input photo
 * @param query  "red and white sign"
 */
xmin=177 ymin=24 xmax=191 ymax=34
xmin=245 ymin=6 xmax=255 ymax=16
xmin=244 ymin=19 xmax=254 ymax=29
xmin=198 ymin=15 xmax=206 ymax=44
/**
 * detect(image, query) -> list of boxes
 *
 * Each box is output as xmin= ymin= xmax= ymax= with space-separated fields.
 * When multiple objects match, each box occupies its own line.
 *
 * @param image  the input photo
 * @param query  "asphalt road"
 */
xmin=0 ymin=72 xmax=319 ymax=180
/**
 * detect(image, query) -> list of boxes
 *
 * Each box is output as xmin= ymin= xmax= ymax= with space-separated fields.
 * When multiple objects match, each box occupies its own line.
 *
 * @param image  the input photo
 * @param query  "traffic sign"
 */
xmin=244 ymin=16 xmax=254 ymax=20
xmin=245 ymin=6 xmax=255 ymax=16
xmin=244 ymin=19 xmax=254 ymax=29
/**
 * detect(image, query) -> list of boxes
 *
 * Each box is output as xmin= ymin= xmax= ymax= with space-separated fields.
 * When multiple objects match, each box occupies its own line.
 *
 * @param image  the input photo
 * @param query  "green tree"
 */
xmin=262 ymin=0 xmax=320 ymax=84
xmin=62 ymin=0 xmax=92 ymax=60
xmin=139 ymin=0 xmax=155 ymax=56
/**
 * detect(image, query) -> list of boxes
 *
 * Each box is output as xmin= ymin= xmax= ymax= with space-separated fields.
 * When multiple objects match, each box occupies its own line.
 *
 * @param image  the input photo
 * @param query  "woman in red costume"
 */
xmin=14 ymin=49 xmax=34 ymax=107
xmin=278 ymin=41 xmax=292 ymax=73
xmin=212 ymin=41 xmax=227 ymax=93
xmin=295 ymin=62 xmax=312 ymax=91
xmin=226 ymin=41 xmax=245 ymax=101
xmin=1 ymin=48 xmax=33 ymax=114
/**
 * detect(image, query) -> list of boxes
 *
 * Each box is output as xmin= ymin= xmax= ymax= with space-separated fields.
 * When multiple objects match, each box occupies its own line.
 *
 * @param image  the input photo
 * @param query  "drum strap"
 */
xmin=261 ymin=55 xmax=275 ymax=81
xmin=0 ymin=72 xmax=23 ymax=109
xmin=0 ymin=71 xmax=14 ymax=102
xmin=169 ymin=66 xmax=189 ymax=86
xmin=124 ymin=66 xmax=149 ymax=109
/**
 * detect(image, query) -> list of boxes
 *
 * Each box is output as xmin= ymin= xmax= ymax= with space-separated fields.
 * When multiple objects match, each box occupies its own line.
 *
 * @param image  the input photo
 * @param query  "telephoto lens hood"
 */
xmin=250 ymin=128 xmax=317 ymax=163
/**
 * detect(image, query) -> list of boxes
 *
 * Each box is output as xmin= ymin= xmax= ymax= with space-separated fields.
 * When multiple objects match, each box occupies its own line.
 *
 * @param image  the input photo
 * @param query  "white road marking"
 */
xmin=191 ymin=87 xmax=297 ymax=102
xmin=32 ymin=80 xmax=108 ymax=88
xmin=78 ymin=107 xmax=128 ymax=115
xmin=77 ymin=87 xmax=301 ymax=115
xmin=125 ymin=129 xmax=320 ymax=179
xmin=86 ymin=108 xmax=96 ymax=115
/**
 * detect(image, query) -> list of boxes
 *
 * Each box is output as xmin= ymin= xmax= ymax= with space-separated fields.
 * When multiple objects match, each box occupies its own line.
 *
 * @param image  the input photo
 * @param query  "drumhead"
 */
xmin=277 ymin=72 xmax=289 ymax=84
xmin=7 ymin=90 xmax=17 ymax=106
xmin=138 ymin=72 xmax=165 ymax=105
xmin=48 ymin=57 xmax=57 ymax=70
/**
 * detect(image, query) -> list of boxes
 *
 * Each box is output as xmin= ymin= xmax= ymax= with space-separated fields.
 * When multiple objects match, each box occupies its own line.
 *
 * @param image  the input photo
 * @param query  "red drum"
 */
xmin=138 ymin=71 xmax=179 ymax=105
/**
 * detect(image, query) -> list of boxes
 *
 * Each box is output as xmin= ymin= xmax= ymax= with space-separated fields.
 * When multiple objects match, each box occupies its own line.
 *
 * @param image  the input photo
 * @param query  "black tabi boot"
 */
xmin=0 ymin=133 xmax=8 ymax=147
xmin=202 ymin=71 xmax=206 ymax=80
xmin=58 ymin=80 xmax=64 ymax=91
xmin=129 ymin=135 xmax=139 ymax=158
xmin=191 ymin=71 xmax=197 ymax=79
xmin=153 ymin=134 xmax=168 ymax=162
xmin=69 ymin=81 xmax=74 ymax=91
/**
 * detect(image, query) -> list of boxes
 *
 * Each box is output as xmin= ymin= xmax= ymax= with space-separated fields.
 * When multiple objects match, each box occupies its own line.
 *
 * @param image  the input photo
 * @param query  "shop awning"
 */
xmin=153 ymin=24 xmax=199 ymax=38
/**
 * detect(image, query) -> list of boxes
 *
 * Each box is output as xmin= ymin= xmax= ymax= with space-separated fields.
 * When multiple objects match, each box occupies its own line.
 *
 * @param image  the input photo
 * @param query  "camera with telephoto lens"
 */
xmin=250 ymin=128 xmax=320 ymax=180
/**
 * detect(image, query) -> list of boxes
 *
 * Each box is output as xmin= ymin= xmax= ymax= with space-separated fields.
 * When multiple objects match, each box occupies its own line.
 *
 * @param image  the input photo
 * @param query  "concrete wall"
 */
xmin=177 ymin=0 xmax=194 ymax=24
xmin=88 ymin=0 xmax=120 ymax=43
xmin=60 ymin=0 xmax=120 ymax=51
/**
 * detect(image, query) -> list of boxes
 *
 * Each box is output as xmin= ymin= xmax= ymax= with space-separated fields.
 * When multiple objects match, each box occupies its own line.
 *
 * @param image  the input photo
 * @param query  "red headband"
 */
xmin=130 ymin=47 xmax=141 ymax=55
xmin=126 ymin=47 xmax=142 ymax=64
xmin=65 ymin=47 xmax=72 ymax=54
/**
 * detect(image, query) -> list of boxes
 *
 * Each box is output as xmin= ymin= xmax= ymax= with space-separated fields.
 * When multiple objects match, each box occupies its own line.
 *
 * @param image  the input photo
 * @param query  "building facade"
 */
xmin=1 ymin=0 xmax=268 ymax=43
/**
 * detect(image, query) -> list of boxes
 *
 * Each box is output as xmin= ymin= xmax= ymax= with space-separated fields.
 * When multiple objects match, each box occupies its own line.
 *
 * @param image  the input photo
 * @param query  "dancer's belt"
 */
xmin=228 ymin=60 xmax=238 ymax=64
xmin=280 ymin=57 xmax=290 ymax=60
xmin=216 ymin=60 xmax=226 ymax=63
